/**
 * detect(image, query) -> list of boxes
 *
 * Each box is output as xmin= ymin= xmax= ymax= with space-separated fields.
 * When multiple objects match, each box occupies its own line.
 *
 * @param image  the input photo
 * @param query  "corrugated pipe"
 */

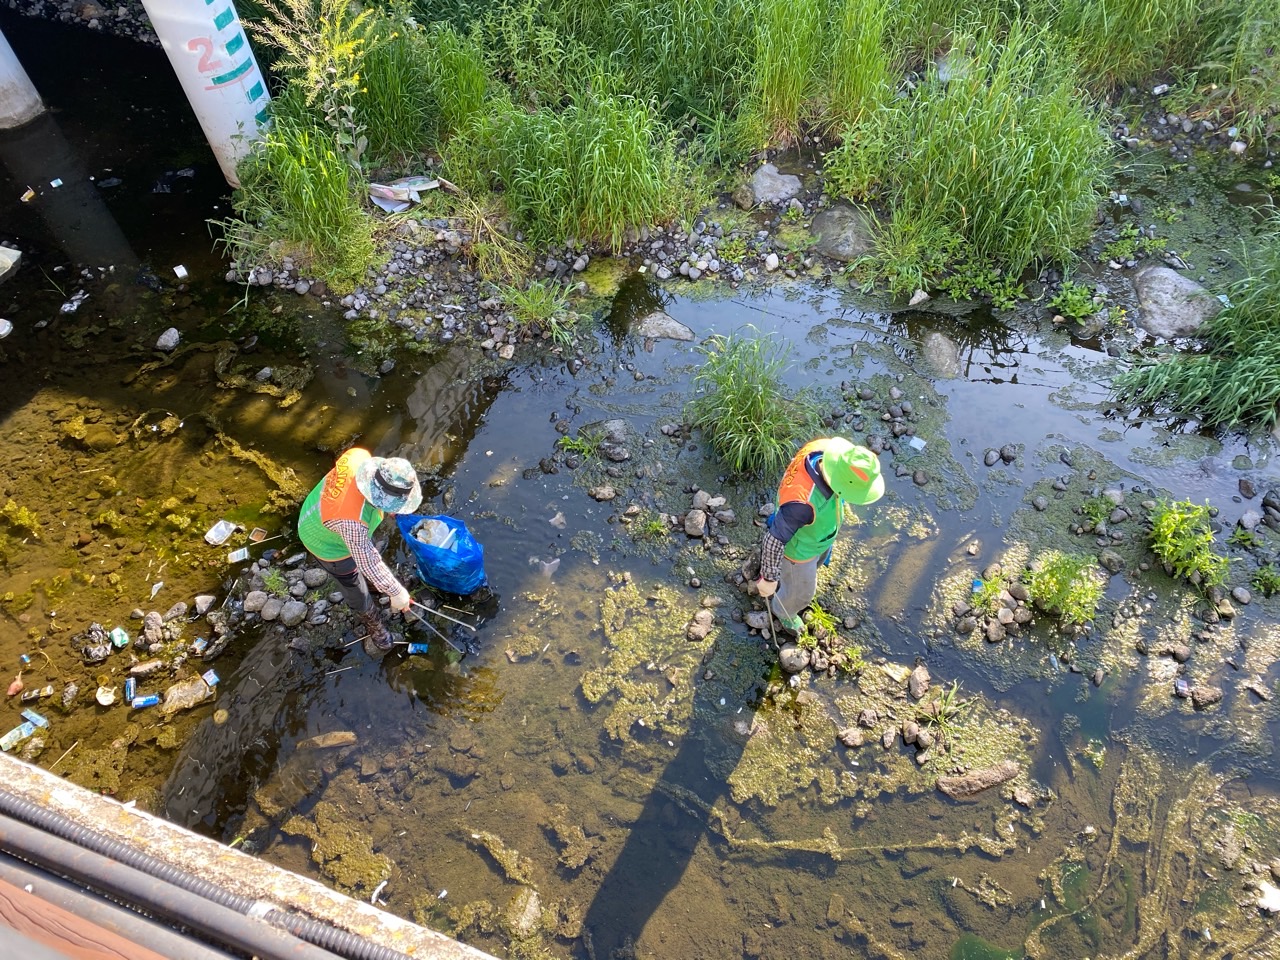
xmin=0 ymin=789 xmax=414 ymax=960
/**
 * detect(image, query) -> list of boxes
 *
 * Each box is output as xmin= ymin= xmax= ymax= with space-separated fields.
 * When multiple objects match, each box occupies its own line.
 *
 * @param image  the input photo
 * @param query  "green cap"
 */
xmin=821 ymin=440 xmax=884 ymax=505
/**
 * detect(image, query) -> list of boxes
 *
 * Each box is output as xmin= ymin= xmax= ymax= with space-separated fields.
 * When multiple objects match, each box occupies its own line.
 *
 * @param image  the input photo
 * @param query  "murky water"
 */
xmin=4 ymin=14 xmax=1280 ymax=960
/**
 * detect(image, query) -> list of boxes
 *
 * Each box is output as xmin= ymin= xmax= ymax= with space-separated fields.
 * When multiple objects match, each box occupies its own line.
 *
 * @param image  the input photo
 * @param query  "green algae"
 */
xmin=542 ymin=803 xmax=597 ymax=871
xmin=280 ymin=800 xmax=392 ymax=894
xmin=468 ymin=830 xmax=537 ymax=886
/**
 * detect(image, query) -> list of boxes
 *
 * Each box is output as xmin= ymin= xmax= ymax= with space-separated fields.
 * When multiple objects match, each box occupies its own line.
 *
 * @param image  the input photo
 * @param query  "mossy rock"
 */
xmin=281 ymin=800 xmax=391 ymax=893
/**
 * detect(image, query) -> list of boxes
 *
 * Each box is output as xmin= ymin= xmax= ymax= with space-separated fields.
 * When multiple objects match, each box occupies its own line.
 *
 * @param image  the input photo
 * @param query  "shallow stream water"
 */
xmin=3 ymin=13 xmax=1280 ymax=960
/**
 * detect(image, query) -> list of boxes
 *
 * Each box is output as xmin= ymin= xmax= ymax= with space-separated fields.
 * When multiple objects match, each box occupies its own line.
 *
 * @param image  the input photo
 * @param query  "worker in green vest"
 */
xmin=298 ymin=448 xmax=422 ymax=656
xmin=755 ymin=439 xmax=884 ymax=635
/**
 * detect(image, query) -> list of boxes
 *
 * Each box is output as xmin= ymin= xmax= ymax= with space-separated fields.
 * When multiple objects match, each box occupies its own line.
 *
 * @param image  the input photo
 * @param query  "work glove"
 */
xmin=388 ymin=586 xmax=412 ymax=613
xmin=756 ymin=578 xmax=778 ymax=598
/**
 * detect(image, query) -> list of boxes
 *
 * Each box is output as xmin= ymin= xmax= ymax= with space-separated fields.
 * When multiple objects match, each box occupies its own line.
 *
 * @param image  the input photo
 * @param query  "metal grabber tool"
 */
xmin=408 ymin=599 xmax=477 ymax=634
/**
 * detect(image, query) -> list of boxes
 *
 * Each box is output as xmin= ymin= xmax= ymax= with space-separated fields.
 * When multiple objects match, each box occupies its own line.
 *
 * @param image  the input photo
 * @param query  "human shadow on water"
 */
xmin=580 ymin=627 xmax=774 ymax=959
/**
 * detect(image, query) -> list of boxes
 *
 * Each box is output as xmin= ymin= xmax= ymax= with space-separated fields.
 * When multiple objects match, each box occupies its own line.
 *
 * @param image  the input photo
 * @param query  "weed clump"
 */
xmin=686 ymin=331 xmax=821 ymax=477
xmin=1 ymin=500 xmax=41 ymax=538
xmin=1024 ymin=551 xmax=1105 ymax=626
xmin=1148 ymin=499 xmax=1229 ymax=589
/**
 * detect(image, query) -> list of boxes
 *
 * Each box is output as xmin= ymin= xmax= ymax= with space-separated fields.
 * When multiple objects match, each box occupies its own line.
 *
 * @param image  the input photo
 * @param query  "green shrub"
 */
xmin=456 ymin=89 xmax=679 ymax=250
xmin=1112 ymin=216 xmax=1280 ymax=429
xmin=1148 ymin=499 xmax=1229 ymax=589
xmin=224 ymin=97 xmax=375 ymax=288
xmin=1252 ymin=563 xmax=1280 ymax=597
xmin=1025 ymin=551 xmax=1105 ymax=625
xmin=501 ymin=280 xmax=579 ymax=345
xmin=686 ymin=332 xmax=822 ymax=477
xmin=825 ymin=21 xmax=1108 ymax=283
xmin=970 ymin=572 xmax=1007 ymax=617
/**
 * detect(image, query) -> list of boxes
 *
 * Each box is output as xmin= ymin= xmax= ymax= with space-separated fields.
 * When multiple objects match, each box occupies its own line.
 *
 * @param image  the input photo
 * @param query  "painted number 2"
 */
xmin=186 ymin=37 xmax=224 ymax=75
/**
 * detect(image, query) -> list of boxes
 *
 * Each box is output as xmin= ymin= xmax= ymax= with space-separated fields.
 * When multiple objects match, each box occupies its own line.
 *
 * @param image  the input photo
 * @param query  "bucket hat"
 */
xmin=355 ymin=456 xmax=423 ymax=514
xmin=820 ymin=440 xmax=885 ymax=505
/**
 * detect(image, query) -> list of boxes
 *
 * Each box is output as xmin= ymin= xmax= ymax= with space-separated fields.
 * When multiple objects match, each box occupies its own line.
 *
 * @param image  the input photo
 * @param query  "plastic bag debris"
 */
xmin=59 ymin=290 xmax=89 ymax=314
xmin=204 ymin=519 xmax=237 ymax=545
xmin=369 ymin=176 xmax=439 ymax=213
xmin=173 ymin=264 xmax=188 ymax=280
xmin=20 ymin=187 xmax=34 ymax=202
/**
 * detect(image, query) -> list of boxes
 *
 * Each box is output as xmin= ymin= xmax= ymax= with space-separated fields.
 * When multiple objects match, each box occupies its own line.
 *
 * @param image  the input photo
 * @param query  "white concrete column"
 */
xmin=140 ymin=0 xmax=270 ymax=187
xmin=0 ymin=26 xmax=44 ymax=129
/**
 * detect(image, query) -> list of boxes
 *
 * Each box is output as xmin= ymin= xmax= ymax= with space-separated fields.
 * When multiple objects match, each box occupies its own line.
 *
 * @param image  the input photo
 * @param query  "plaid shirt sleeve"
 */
xmin=326 ymin=519 xmax=405 ymax=598
xmin=759 ymin=531 xmax=787 ymax=582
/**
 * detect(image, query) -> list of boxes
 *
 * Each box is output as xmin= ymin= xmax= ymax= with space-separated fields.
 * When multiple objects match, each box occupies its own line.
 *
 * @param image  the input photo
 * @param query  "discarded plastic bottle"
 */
xmin=124 ymin=678 xmax=136 ymax=702
xmin=131 ymin=694 xmax=161 ymax=709
xmin=406 ymin=642 xmax=430 ymax=655
xmin=192 ymin=637 xmax=208 ymax=655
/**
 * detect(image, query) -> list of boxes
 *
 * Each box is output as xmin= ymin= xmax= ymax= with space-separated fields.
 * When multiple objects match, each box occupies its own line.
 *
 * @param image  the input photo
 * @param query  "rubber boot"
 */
xmin=359 ymin=607 xmax=394 ymax=657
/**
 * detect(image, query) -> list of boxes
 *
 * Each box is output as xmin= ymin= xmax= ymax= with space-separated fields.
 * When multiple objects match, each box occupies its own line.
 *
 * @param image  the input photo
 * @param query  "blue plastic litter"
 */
xmin=397 ymin=514 xmax=488 ymax=595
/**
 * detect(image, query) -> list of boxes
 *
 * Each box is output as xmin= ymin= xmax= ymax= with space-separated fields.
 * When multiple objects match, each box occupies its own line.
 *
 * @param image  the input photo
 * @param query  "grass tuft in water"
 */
xmin=686 ymin=331 xmax=822 ymax=478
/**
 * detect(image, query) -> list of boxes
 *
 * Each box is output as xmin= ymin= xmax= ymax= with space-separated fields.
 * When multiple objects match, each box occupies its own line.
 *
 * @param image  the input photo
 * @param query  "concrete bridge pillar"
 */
xmin=0 ymin=26 xmax=44 ymax=129
xmin=140 ymin=0 xmax=270 ymax=187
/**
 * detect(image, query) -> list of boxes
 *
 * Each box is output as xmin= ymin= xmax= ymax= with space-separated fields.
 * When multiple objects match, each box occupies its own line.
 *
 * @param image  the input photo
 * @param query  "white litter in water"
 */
xmin=437 ymin=889 xmax=448 ymax=899
xmin=370 ymin=880 xmax=388 ymax=904
xmin=173 ymin=264 xmax=188 ymax=279
xmin=150 ymin=582 xmax=164 ymax=599
xmin=0 ymin=319 xmax=11 ymax=339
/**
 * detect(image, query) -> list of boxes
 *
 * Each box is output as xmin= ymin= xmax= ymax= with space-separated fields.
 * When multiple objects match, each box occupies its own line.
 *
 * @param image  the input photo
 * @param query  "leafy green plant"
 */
xmin=1112 ymin=214 xmax=1280 ymax=430
xmin=1251 ymin=563 xmax=1280 ymax=597
xmin=629 ymin=511 xmax=668 ymax=543
xmin=686 ymin=331 xmax=822 ymax=477
xmin=970 ymin=573 xmax=1007 ymax=618
xmin=262 ymin=567 xmax=290 ymax=598
xmin=1080 ymin=495 xmax=1113 ymax=528
xmin=1101 ymin=223 xmax=1165 ymax=263
xmin=1148 ymin=498 xmax=1229 ymax=589
xmin=920 ymin=681 xmax=971 ymax=743
xmin=1024 ymin=551 xmax=1105 ymax=626
xmin=835 ymin=644 xmax=865 ymax=676
xmin=557 ymin=433 xmax=601 ymax=458
xmin=716 ymin=236 xmax=749 ymax=263
xmin=1 ymin=500 xmax=41 ymax=538
xmin=806 ymin=601 xmax=839 ymax=637
xmin=1049 ymin=280 xmax=1098 ymax=322
xmin=1048 ymin=0 xmax=1201 ymax=91
xmin=1227 ymin=527 xmax=1260 ymax=548
xmin=738 ymin=0 xmax=825 ymax=149
xmin=937 ymin=256 xmax=1024 ymax=309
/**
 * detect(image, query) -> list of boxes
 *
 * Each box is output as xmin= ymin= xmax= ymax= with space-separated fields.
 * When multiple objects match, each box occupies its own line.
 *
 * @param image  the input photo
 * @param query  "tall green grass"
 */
xmin=738 ymin=0 xmax=826 ymax=149
xmin=824 ymin=0 xmax=894 ymax=131
xmin=1113 ymin=216 xmax=1280 ymax=429
xmin=1047 ymin=0 xmax=1201 ymax=90
xmin=453 ymin=88 xmax=679 ymax=250
xmin=687 ymin=332 xmax=822 ymax=477
xmin=358 ymin=20 xmax=433 ymax=164
xmin=826 ymin=22 xmax=1108 ymax=284
xmin=1185 ymin=0 xmax=1280 ymax=140
xmin=227 ymin=92 xmax=374 ymax=288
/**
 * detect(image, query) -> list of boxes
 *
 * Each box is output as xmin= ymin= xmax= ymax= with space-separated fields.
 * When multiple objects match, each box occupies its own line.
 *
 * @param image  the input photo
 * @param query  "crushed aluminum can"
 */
xmin=131 ymin=694 xmax=161 ymax=709
xmin=20 ymin=685 xmax=54 ymax=702
xmin=124 ymin=678 xmax=136 ymax=701
xmin=1174 ymin=677 xmax=1191 ymax=698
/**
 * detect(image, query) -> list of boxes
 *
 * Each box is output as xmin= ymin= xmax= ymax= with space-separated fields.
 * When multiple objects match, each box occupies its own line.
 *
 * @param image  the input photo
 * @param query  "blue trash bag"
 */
xmin=396 ymin=514 xmax=488 ymax=595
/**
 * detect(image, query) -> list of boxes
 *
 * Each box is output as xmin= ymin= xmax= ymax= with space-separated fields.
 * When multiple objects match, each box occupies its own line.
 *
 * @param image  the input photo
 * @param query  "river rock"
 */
xmin=298 ymin=731 xmax=357 ymax=750
xmin=243 ymin=590 xmax=268 ymax=613
xmin=280 ymin=600 xmax=308 ymax=627
xmin=809 ymin=203 xmax=875 ymax=262
xmin=142 ymin=611 xmax=165 ymax=644
xmin=194 ymin=595 xmax=217 ymax=616
xmin=128 ymin=659 xmax=165 ymax=677
xmin=745 ymin=610 xmax=769 ymax=631
xmin=750 ymin=163 xmax=801 ymax=203
xmin=937 ymin=759 xmax=1021 ymax=799
xmin=260 ymin=598 xmax=284 ymax=622
xmin=919 ymin=332 xmax=961 ymax=380
xmin=155 ymin=327 xmax=181 ymax=352
xmin=1169 ymin=644 xmax=1191 ymax=663
xmin=1232 ymin=586 xmax=1251 ymax=605
xmin=985 ymin=621 xmax=1006 ymax=643
xmin=162 ymin=602 xmax=188 ymax=622
xmin=684 ymin=509 xmax=708 ymax=537
xmin=983 ymin=449 xmax=1000 ymax=467
xmin=1099 ymin=549 xmax=1125 ymax=573
xmin=908 ymin=662 xmax=931 ymax=699
xmin=686 ymin=608 xmax=714 ymax=642
xmin=1190 ymin=684 xmax=1223 ymax=709
xmin=633 ymin=310 xmax=694 ymax=341
xmin=1133 ymin=265 xmax=1223 ymax=338
xmin=588 ymin=485 xmax=616 ymax=501
xmin=303 ymin=568 xmax=329 ymax=588
xmin=505 ymin=888 xmax=542 ymax=938
xmin=901 ymin=720 xmax=920 ymax=745
xmin=778 ymin=644 xmax=811 ymax=674
xmin=160 ymin=676 xmax=213 ymax=716
xmin=837 ymin=727 xmax=864 ymax=748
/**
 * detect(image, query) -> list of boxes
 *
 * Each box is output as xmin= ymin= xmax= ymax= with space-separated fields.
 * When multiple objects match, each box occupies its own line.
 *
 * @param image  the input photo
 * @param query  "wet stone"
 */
xmin=162 ymin=602 xmax=187 ymax=622
xmin=243 ymin=590 xmax=268 ymax=613
xmin=1170 ymin=644 xmax=1192 ymax=663
xmin=1032 ymin=495 xmax=1049 ymax=511
xmin=837 ymin=727 xmax=864 ymax=748
xmin=260 ymin=598 xmax=284 ymax=622
xmin=280 ymin=600 xmax=308 ymax=627
xmin=908 ymin=663 xmax=931 ymax=700
xmin=778 ymin=644 xmax=811 ymax=674
xmin=303 ymin=568 xmax=329 ymax=588
xmin=142 ymin=612 xmax=165 ymax=644
xmin=194 ymin=595 xmax=216 ymax=616
xmin=1191 ymin=685 xmax=1224 ymax=709
xmin=1232 ymin=586 xmax=1252 ymax=605
xmin=986 ymin=621 xmax=1006 ymax=643
xmin=983 ymin=449 xmax=1000 ymax=467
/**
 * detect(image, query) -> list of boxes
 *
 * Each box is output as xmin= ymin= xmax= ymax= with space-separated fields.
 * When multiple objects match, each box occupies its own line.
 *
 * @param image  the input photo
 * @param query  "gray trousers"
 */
xmin=314 ymin=554 xmax=372 ymax=613
xmin=773 ymin=554 xmax=819 ymax=622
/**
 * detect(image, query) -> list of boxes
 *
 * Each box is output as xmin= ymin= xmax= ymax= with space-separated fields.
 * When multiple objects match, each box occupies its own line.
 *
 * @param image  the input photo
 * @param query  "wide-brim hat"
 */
xmin=355 ymin=456 xmax=423 ymax=514
xmin=821 ymin=439 xmax=885 ymax=506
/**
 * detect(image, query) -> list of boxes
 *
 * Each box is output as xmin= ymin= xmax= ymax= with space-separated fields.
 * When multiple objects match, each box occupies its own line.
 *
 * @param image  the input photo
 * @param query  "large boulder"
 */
xmin=809 ymin=203 xmax=875 ymax=262
xmin=749 ymin=163 xmax=802 ymax=204
xmin=634 ymin=310 xmax=694 ymax=341
xmin=1133 ymin=266 xmax=1222 ymax=339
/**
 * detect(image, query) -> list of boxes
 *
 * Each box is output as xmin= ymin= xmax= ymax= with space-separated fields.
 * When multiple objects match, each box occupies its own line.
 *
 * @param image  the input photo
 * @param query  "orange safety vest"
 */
xmin=297 ymin=448 xmax=384 ymax=561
